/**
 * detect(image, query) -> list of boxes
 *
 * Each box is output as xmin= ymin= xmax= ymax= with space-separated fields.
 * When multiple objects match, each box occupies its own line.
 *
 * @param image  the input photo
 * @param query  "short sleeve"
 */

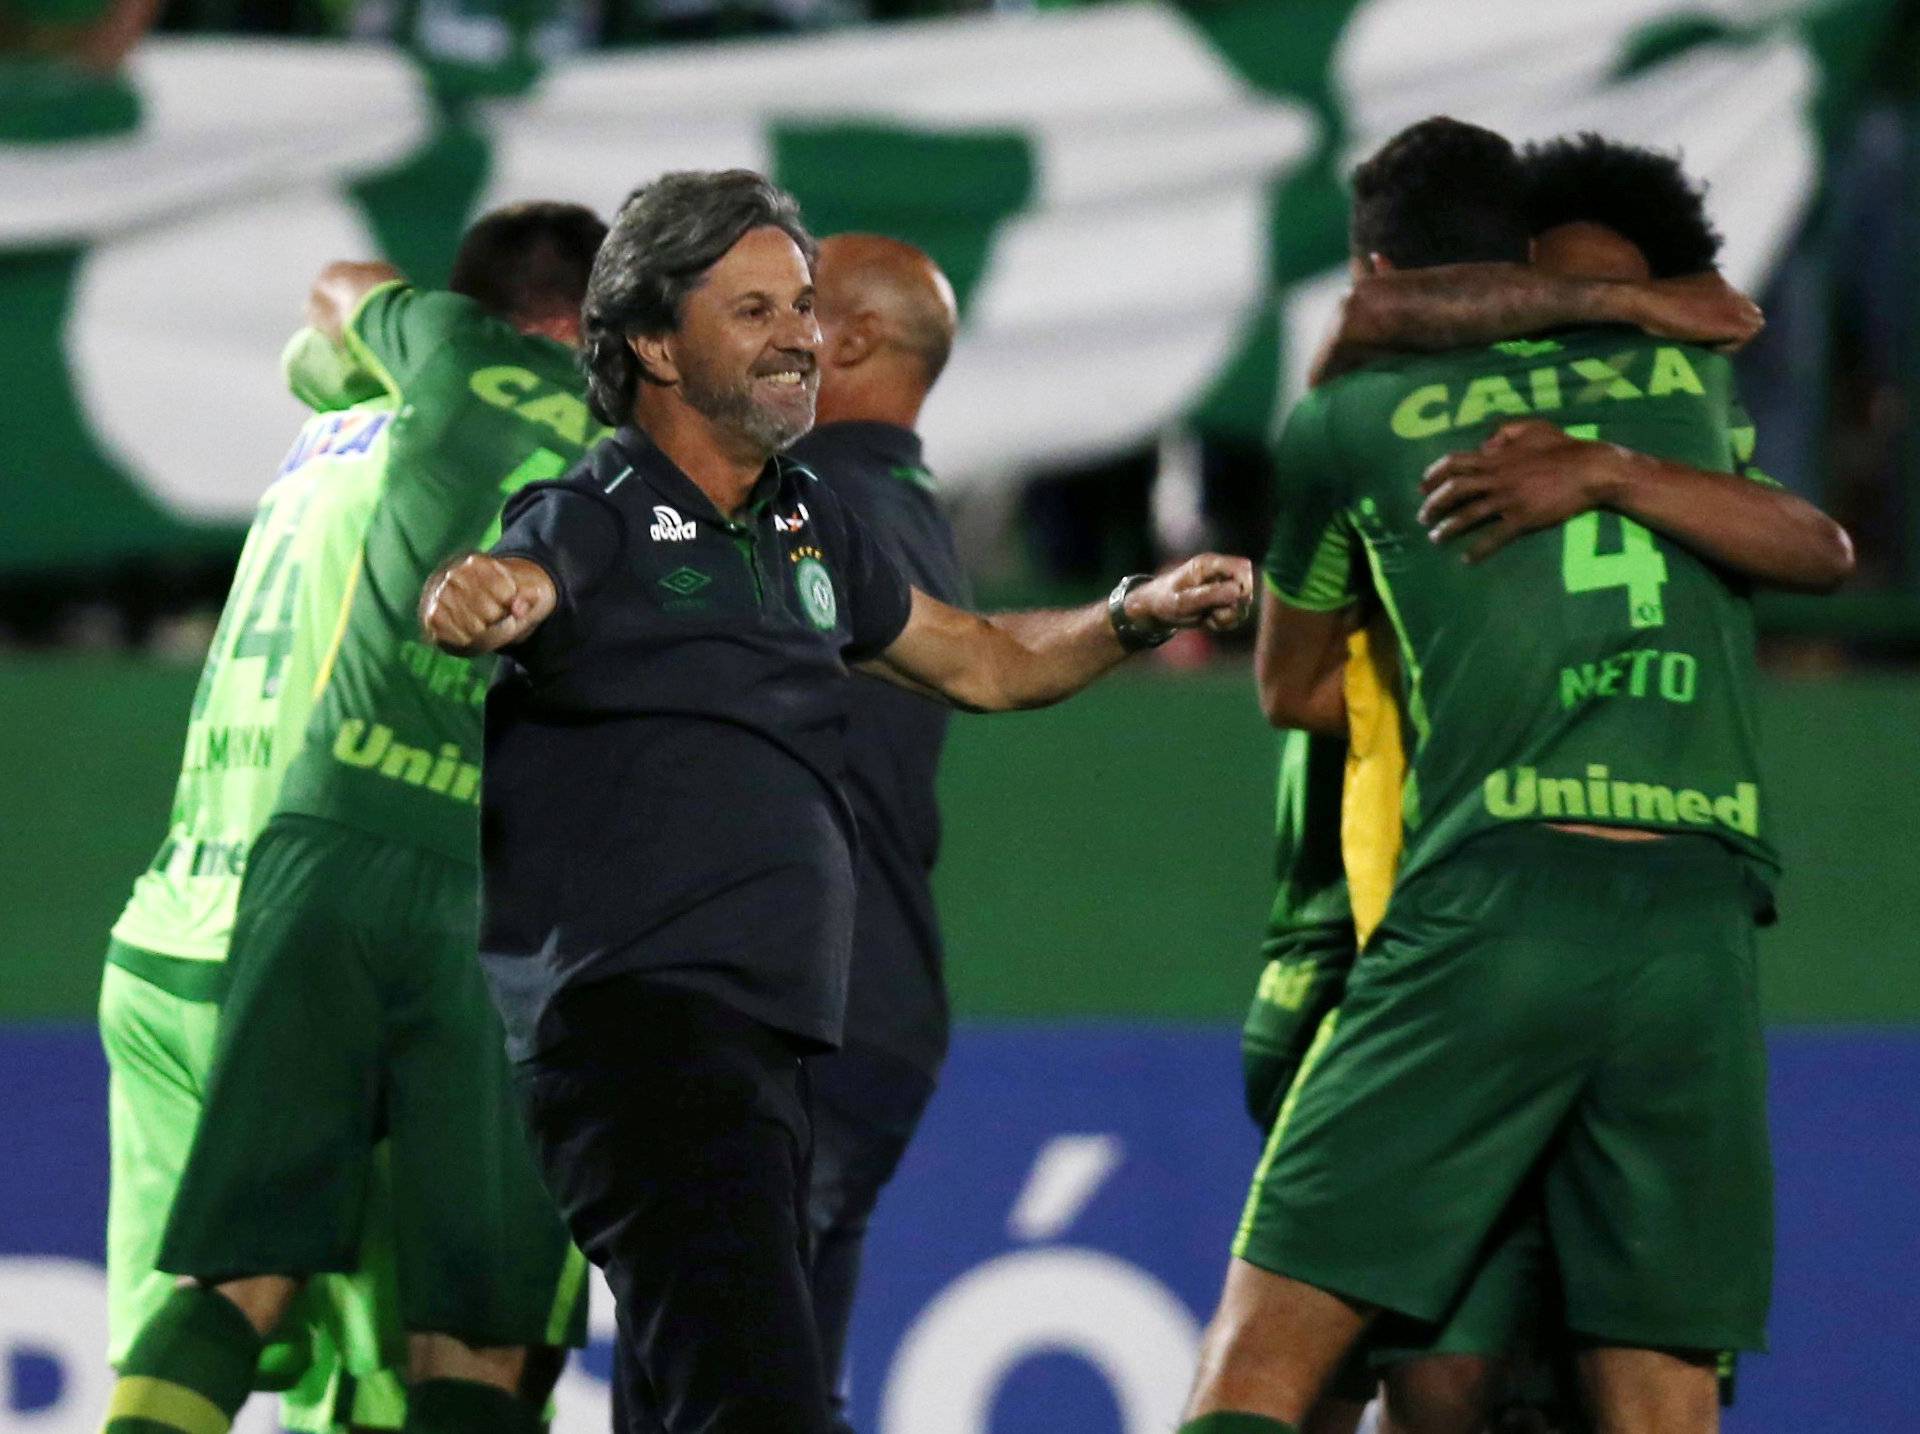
xmin=1264 ymin=391 xmax=1359 ymax=610
xmin=281 ymin=326 xmax=385 ymax=412
xmin=490 ymin=481 xmax=627 ymax=622
xmin=344 ymin=282 xmax=488 ymax=395
xmin=1726 ymin=392 xmax=1782 ymax=489
xmin=834 ymin=497 xmax=915 ymax=660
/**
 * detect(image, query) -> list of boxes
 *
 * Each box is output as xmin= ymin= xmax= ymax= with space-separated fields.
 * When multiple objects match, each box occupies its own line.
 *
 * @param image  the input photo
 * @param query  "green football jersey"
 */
xmin=110 ymin=403 xmax=394 ymax=962
xmin=1263 ymin=326 xmax=1779 ymax=893
xmin=1262 ymin=730 xmax=1351 ymax=960
xmin=271 ymin=282 xmax=608 ymax=863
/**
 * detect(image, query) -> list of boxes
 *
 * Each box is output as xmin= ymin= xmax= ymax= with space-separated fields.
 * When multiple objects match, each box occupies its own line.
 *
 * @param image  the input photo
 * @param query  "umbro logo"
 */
xmin=774 ymin=502 xmax=811 ymax=534
xmin=649 ymin=505 xmax=697 ymax=542
xmin=659 ymin=566 xmax=711 ymax=597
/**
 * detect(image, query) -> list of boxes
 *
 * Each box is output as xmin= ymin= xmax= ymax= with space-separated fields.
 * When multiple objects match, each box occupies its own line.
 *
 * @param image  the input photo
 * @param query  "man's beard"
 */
xmin=681 ymin=360 xmax=815 ymax=456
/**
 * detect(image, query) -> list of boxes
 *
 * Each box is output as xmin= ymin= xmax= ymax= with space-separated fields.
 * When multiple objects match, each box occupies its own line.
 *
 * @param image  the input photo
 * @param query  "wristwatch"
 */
xmin=1108 ymin=573 xmax=1174 ymax=652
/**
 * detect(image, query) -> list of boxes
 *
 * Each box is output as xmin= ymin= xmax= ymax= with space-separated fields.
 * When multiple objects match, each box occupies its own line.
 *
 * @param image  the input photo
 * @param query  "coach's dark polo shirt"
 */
xmin=788 ymin=421 xmax=969 ymax=1079
xmin=479 ymin=425 xmax=914 ymax=1060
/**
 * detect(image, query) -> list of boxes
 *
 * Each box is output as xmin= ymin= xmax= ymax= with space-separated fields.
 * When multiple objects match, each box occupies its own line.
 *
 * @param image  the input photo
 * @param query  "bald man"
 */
xmin=787 ymin=234 xmax=969 ymax=1430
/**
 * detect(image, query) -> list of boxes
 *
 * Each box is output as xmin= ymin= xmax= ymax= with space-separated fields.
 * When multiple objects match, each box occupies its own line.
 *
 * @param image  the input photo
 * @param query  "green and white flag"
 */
xmin=1 ymin=0 xmax=1895 ymax=574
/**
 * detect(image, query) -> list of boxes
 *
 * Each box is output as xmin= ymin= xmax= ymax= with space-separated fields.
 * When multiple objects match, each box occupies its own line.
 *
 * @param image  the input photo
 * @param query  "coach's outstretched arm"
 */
xmin=1314 ymin=266 xmax=1762 ymax=384
xmin=864 ymin=556 xmax=1254 ymax=713
xmin=421 ymin=550 xmax=1257 ymax=692
xmin=1420 ymin=420 xmax=1856 ymax=592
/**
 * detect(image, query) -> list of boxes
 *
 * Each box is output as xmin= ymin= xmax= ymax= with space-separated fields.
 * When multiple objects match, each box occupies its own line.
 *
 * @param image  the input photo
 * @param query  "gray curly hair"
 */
xmin=580 ymin=170 xmax=817 ymax=426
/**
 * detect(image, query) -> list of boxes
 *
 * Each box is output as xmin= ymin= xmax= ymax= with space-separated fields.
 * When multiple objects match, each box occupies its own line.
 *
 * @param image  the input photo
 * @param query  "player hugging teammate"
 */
xmin=1185 ymin=119 xmax=1850 ymax=1434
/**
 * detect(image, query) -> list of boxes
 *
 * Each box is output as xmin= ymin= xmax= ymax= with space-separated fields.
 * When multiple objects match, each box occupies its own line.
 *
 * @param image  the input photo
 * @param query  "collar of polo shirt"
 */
xmin=612 ymin=424 xmax=788 ymax=527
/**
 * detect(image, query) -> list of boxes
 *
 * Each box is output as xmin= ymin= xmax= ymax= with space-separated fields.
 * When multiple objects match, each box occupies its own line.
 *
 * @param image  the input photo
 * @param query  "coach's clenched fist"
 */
xmin=420 ymin=552 xmax=557 ymax=655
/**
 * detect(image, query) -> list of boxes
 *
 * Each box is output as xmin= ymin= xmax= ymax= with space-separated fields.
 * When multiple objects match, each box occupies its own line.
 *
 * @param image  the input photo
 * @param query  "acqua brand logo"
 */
xmin=649 ymin=506 xmax=697 ymax=542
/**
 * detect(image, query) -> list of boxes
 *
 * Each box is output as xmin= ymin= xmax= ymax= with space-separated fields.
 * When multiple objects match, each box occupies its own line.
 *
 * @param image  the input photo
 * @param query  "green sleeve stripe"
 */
xmin=1297 ymin=521 xmax=1355 ymax=608
xmin=543 ymin=1244 xmax=590 ymax=1346
xmin=1742 ymin=466 xmax=1783 ymax=490
xmin=1358 ymin=536 xmax=1431 ymax=752
xmin=341 ymin=278 xmax=410 ymax=398
xmin=1264 ymin=522 xmax=1358 ymax=613
xmin=1262 ymin=569 xmax=1357 ymax=612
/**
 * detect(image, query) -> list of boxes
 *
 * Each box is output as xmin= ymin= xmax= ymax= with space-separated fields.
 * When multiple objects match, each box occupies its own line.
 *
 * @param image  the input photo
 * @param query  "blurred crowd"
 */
xmin=3 ymin=0 xmax=1918 ymax=662
xmin=2 ymin=0 xmax=1058 ymax=79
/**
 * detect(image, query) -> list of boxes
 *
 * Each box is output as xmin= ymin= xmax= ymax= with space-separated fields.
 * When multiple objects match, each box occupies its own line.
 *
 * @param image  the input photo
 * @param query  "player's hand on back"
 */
xmin=1624 ymin=272 xmax=1763 ymax=352
xmin=421 ymin=554 xmax=557 ymax=655
xmin=1419 ymin=420 xmax=1625 ymax=564
xmin=1124 ymin=554 xmax=1256 ymax=636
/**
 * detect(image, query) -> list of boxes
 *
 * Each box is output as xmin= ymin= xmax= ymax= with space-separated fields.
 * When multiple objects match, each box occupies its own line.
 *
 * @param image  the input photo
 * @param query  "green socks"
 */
xmin=103 ymin=1295 xmax=542 ymax=1434
xmin=104 ymin=1285 xmax=263 ymax=1434
xmin=405 ymin=1378 xmax=545 ymax=1434
xmin=1179 ymin=1415 xmax=1301 ymax=1434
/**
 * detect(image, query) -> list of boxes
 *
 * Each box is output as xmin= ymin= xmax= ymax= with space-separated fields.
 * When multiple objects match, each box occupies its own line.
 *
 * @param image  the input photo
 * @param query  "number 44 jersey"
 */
xmin=111 ymin=402 xmax=396 ymax=964
xmin=1262 ymin=325 xmax=1780 ymax=898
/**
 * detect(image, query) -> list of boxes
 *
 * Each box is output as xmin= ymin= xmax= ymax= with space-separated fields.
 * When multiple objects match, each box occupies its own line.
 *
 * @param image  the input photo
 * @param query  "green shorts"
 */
xmin=1371 ymin=1191 xmax=1739 ymax=1413
xmin=157 ymin=814 xmax=587 ymax=1350
xmin=1235 ymin=825 xmax=1773 ymax=1353
xmin=99 ymin=952 xmax=406 ymax=1429
xmin=1244 ymin=947 xmax=1543 ymax=1406
xmin=100 ymin=956 xmax=224 ymax=1368
xmin=1240 ymin=924 xmax=1357 ymax=1131
xmin=1369 ymin=1189 xmax=1558 ymax=1368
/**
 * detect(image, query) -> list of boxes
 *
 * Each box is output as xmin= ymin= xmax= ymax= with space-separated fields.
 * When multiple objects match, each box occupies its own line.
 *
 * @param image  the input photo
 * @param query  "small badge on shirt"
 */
xmin=774 ymin=502 xmax=811 ymax=534
xmin=791 ymin=549 xmax=837 ymax=631
xmin=650 ymin=505 xmax=698 ymax=542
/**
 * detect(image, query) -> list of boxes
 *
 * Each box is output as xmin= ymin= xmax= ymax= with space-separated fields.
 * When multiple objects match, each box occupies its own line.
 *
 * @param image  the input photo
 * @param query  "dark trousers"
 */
xmin=804 ymin=1043 xmax=937 ymax=1434
xmin=513 ymin=977 xmax=832 ymax=1434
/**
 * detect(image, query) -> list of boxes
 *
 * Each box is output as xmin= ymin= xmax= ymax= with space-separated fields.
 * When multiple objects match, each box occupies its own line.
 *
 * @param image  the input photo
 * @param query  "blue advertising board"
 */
xmin=2 ymin=1026 xmax=1914 ymax=1432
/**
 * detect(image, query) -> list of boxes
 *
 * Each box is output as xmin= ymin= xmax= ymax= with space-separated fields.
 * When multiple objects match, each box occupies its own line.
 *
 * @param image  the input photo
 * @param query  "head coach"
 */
xmin=420 ymin=169 xmax=1253 ymax=1434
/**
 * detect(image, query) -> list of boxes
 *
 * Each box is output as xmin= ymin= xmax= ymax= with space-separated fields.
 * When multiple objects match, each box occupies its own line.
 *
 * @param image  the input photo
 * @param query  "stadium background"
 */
xmin=4 ymin=0 xmax=1918 ymax=1430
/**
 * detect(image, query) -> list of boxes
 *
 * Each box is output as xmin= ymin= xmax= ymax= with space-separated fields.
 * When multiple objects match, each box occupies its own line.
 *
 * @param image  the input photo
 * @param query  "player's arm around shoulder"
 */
xmin=1418 ymin=418 xmax=1855 ymax=592
xmin=1315 ymin=265 xmax=1764 ymax=383
xmin=308 ymin=261 xmax=405 ymax=345
xmin=282 ymin=325 xmax=386 ymax=414
xmin=866 ymin=557 xmax=1253 ymax=714
xmin=279 ymin=261 xmax=406 ymax=413
xmin=307 ymin=261 xmax=498 ymax=398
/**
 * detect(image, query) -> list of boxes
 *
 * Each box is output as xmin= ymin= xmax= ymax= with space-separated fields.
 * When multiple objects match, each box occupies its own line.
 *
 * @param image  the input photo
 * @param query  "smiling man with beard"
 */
xmin=420 ymin=170 xmax=1254 ymax=1434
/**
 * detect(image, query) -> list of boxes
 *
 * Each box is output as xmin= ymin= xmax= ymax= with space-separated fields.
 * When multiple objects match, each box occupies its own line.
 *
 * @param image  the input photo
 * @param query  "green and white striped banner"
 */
xmin=0 ymin=0 xmax=1895 ymax=574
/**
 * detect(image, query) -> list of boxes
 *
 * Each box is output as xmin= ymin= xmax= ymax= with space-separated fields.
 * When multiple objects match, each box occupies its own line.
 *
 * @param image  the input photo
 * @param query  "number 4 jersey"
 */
xmin=1263 ymin=325 xmax=1780 ymax=899
xmin=111 ymin=402 xmax=396 ymax=962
